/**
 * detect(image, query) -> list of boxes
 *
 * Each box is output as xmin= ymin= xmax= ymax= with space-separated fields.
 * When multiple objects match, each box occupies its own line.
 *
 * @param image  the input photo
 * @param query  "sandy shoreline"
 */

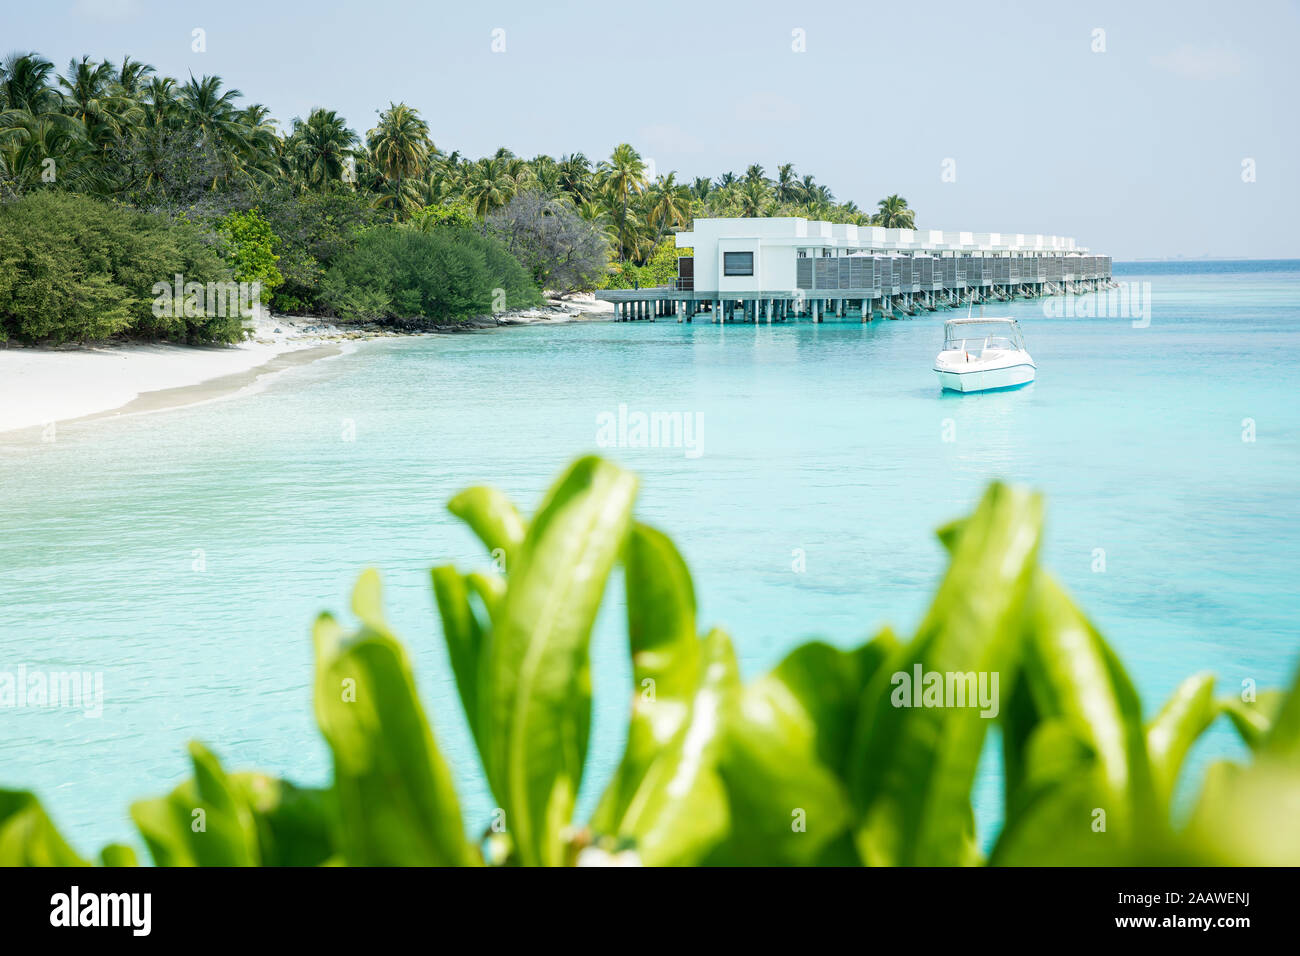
xmin=62 ymin=342 xmax=346 ymax=428
xmin=0 ymin=316 xmax=356 ymax=437
xmin=0 ymin=297 xmax=612 ymax=438
xmin=0 ymin=340 xmax=324 ymax=437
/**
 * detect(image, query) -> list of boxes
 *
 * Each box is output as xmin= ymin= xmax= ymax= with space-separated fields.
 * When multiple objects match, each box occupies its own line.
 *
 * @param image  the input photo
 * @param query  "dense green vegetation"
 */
xmin=320 ymin=224 xmax=542 ymax=323
xmin=215 ymin=208 xmax=283 ymax=298
xmin=0 ymin=51 xmax=919 ymax=341
xmin=599 ymin=238 xmax=694 ymax=291
xmin=1 ymin=457 xmax=1296 ymax=866
xmin=0 ymin=191 xmax=242 ymax=344
xmin=244 ymin=185 xmax=379 ymax=314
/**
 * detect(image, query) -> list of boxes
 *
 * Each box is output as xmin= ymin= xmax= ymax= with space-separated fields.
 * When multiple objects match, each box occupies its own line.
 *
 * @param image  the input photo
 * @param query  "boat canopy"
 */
xmin=942 ymin=318 xmax=1025 ymax=350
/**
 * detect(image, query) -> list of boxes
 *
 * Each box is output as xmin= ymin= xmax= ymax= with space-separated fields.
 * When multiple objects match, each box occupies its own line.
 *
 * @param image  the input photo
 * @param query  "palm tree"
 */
xmin=463 ymin=156 xmax=515 ymax=217
xmin=437 ymin=149 xmax=464 ymax=175
xmin=502 ymin=155 xmax=534 ymax=194
xmin=176 ymin=74 xmax=257 ymax=188
xmin=177 ymin=74 xmax=242 ymax=133
xmin=57 ymin=57 xmax=115 ymax=123
xmin=576 ymin=197 xmax=609 ymax=229
xmin=55 ymin=56 xmax=142 ymax=165
xmin=645 ymin=172 xmax=690 ymax=245
xmin=1 ymin=54 xmax=92 ymax=195
xmin=775 ymin=163 xmax=799 ymax=203
xmin=110 ymin=75 xmax=180 ymax=200
xmin=126 ymin=75 xmax=179 ymax=196
xmin=799 ymin=173 xmax=818 ymax=203
xmin=558 ymin=152 xmax=592 ymax=204
xmin=0 ymin=112 xmax=91 ymax=197
xmin=806 ymin=198 xmax=833 ymax=221
xmin=414 ymin=153 xmax=463 ymax=208
xmin=366 ymin=102 xmax=432 ymax=220
xmin=0 ymin=53 xmax=61 ymax=114
xmin=839 ymin=200 xmax=869 ymax=226
xmin=744 ymin=163 xmax=767 ymax=185
xmin=417 ymin=148 xmax=464 ymax=201
xmin=873 ymin=194 xmax=915 ymax=229
xmin=139 ymin=76 xmax=176 ymax=125
xmin=737 ymin=178 xmax=771 ymax=217
xmin=286 ymin=108 xmax=358 ymax=189
xmin=530 ymin=153 xmax=561 ymax=194
xmin=115 ymin=57 xmax=155 ymax=97
xmin=237 ymin=103 xmax=279 ymax=169
xmin=705 ymin=179 xmax=744 ymax=217
xmin=596 ymin=143 xmax=647 ymax=262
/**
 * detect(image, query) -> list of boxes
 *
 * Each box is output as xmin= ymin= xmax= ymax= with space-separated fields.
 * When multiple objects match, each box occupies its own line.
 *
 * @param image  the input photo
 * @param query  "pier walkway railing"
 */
xmin=795 ymin=254 xmax=1110 ymax=293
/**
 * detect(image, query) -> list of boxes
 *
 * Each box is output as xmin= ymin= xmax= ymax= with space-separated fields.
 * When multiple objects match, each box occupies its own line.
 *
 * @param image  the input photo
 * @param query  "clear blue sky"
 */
xmin=7 ymin=0 xmax=1299 ymax=259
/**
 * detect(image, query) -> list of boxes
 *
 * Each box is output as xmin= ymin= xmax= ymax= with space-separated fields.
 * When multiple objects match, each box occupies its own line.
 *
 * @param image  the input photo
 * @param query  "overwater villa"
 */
xmin=597 ymin=217 xmax=1112 ymax=322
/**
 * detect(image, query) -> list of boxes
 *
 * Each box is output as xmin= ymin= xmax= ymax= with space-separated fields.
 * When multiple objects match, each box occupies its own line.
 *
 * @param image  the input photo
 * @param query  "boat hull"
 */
xmin=934 ymin=362 xmax=1036 ymax=393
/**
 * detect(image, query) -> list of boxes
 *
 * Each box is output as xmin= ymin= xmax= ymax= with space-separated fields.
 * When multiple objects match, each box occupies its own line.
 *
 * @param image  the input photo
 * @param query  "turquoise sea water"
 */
xmin=2 ymin=260 xmax=1298 ymax=858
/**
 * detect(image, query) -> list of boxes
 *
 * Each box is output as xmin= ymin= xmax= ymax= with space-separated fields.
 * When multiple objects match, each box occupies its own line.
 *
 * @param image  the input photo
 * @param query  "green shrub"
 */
xmin=321 ymin=223 xmax=541 ymax=323
xmin=411 ymin=201 xmax=477 ymax=231
xmin=0 ymin=192 xmax=241 ymax=344
xmin=2 ymin=458 xmax=1298 ymax=866
xmin=253 ymin=186 xmax=378 ymax=313
xmin=599 ymin=239 xmax=690 ymax=290
xmin=216 ymin=208 xmax=283 ymax=297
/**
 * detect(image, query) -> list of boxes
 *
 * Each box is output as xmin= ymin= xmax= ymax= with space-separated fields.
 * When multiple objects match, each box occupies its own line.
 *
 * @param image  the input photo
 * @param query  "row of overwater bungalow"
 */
xmin=597 ymin=217 xmax=1112 ymax=322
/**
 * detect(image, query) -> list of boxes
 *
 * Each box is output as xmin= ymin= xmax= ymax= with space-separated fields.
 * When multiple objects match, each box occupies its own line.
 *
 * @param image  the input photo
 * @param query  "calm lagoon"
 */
xmin=2 ymin=260 xmax=1297 ymax=855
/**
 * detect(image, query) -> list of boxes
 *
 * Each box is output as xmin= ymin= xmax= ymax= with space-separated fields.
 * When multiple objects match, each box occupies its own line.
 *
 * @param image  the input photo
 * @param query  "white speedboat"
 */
xmin=934 ymin=318 xmax=1036 ymax=393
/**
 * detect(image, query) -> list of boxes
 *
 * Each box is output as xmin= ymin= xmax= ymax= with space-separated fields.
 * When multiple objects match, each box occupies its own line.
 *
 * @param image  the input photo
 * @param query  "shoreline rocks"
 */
xmin=268 ymin=292 xmax=613 ymax=341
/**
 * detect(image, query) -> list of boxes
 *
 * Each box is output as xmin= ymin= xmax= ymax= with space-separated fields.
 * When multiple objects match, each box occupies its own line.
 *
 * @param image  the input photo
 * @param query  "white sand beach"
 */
xmin=0 ymin=317 xmax=352 ymax=436
xmin=0 ymin=300 xmax=613 ymax=437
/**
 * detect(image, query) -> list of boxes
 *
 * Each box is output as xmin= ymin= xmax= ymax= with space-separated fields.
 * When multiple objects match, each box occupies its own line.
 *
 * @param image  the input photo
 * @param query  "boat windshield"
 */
xmin=942 ymin=320 xmax=1025 ymax=352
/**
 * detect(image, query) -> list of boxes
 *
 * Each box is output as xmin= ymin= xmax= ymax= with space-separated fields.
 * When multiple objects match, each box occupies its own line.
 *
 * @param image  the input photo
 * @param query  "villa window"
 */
xmin=723 ymin=251 xmax=754 ymax=276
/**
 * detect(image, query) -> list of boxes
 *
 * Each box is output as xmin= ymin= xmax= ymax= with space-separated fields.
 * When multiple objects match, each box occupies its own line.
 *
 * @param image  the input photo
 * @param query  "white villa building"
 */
xmin=596 ymin=216 xmax=1111 ymax=323
xmin=679 ymin=218 xmax=1085 ymax=295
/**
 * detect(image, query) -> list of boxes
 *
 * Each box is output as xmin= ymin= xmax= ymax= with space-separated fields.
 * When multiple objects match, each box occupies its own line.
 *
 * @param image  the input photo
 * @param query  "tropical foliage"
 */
xmin=1 ymin=457 xmax=1296 ymax=867
xmin=319 ymin=223 xmax=541 ymax=323
xmin=0 ymin=191 xmax=240 ymax=344
xmin=253 ymin=185 xmax=378 ymax=314
xmin=599 ymin=238 xmax=692 ymax=291
xmin=283 ymin=108 xmax=357 ymax=191
xmin=1 ymin=51 xmax=917 ymax=301
xmin=874 ymin=193 xmax=916 ymax=229
xmin=216 ymin=208 xmax=282 ymax=298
